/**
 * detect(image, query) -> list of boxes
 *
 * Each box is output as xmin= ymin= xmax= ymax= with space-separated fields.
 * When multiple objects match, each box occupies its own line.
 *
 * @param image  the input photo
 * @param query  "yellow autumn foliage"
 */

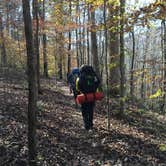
xmin=149 ymin=89 xmax=165 ymax=99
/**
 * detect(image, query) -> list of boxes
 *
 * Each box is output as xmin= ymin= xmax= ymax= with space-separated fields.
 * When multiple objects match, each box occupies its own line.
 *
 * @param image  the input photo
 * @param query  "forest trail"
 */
xmin=0 ymin=78 xmax=166 ymax=166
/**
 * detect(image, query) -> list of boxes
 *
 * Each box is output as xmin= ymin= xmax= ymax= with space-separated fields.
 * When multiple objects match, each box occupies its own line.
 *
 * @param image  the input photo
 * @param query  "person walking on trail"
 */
xmin=67 ymin=67 xmax=80 ymax=100
xmin=76 ymin=65 xmax=100 ymax=131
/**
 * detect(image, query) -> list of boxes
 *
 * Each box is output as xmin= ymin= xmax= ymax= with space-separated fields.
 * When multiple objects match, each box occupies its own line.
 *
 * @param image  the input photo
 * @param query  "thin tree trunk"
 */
xmin=0 ymin=14 xmax=7 ymax=67
xmin=56 ymin=0 xmax=64 ymax=79
xmin=119 ymin=0 xmax=125 ymax=113
xmin=141 ymin=32 xmax=149 ymax=100
xmin=78 ymin=10 xmax=83 ymax=65
xmin=141 ymin=45 xmax=146 ymax=99
xmin=67 ymin=0 xmax=71 ymax=73
xmin=82 ymin=3 xmax=86 ymax=64
xmin=68 ymin=31 xmax=71 ymax=72
xmin=56 ymin=31 xmax=63 ymax=79
xmin=75 ymin=0 xmax=79 ymax=67
xmin=16 ymin=28 xmax=23 ymax=66
xmin=130 ymin=27 xmax=135 ymax=100
xmin=33 ymin=0 xmax=41 ymax=93
xmin=90 ymin=5 xmax=100 ymax=76
xmin=87 ymin=4 xmax=90 ymax=65
xmin=42 ymin=0 xmax=48 ymax=77
xmin=104 ymin=0 xmax=110 ymax=130
xmin=100 ymin=38 xmax=105 ymax=78
xmin=43 ymin=34 xmax=48 ymax=77
xmin=76 ymin=27 xmax=79 ymax=67
xmin=6 ymin=3 xmax=10 ymax=34
xmin=58 ymin=56 xmax=63 ymax=79
xmin=22 ymin=0 xmax=37 ymax=165
xmin=161 ymin=19 xmax=166 ymax=112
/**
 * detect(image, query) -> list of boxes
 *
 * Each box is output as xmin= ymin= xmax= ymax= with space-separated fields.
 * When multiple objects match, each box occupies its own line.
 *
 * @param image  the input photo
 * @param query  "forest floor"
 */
xmin=0 ymin=76 xmax=166 ymax=166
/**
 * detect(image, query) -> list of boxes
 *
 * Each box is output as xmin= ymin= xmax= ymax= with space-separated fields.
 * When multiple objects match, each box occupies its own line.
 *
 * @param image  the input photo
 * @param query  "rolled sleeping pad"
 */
xmin=76 ymin=92 xmax=104 ymax=104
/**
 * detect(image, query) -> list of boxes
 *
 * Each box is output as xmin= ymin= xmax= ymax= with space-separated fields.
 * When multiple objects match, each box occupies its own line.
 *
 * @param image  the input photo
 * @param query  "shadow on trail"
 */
xmin=37 ymin=108 xmax=166 ymax=165
xmin=95 ymin=99 xmax=166 ymax=141
xmin=39 ymin=89 xmax=74 ymax=106
xmin=115 ymin=111 xmax=166 ymax=139
xmin=1 ymin=78 xmax=165 ymax=165
xmin=36 ymin=87 xmax=166 ymax=165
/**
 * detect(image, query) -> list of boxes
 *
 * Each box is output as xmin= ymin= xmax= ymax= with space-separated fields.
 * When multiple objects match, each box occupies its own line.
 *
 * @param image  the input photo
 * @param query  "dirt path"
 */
xmin=0 ymin=79 xmax=166 ymax=166
xmin=36 ymin=81 xmax=166 ymax=166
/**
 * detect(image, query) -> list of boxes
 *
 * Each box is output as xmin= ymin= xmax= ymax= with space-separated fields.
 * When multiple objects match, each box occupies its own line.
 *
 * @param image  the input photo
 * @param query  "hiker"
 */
xmin=67 ymin=67 xmax=80 ymax=99
xmin=76 ymin=65 xmax=100 ymax=131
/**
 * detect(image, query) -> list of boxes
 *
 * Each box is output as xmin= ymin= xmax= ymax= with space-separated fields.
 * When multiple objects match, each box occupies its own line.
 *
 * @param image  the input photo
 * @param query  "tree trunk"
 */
xmin=104 ymin=0 xmax=110 ymax=130
xmin=90 ymin=5 xmax=100 ymax=76
xmin=78 ymin=10 xmax=83 ymax=66
xmin=33 ymin=0 xmax=41 ymax=93
xmin=55 ymin=0 xmax=64 ymax=79
xmin=130 ymin=27 xmax=135 ymax=100
xmin=22 ymin=0 xmax=37 ymax=165
xmin=42 ymin=0 xmax=48 ymax=77
xmin=68 ymin=31 xmax=71 ymax=73
xmin=161 ymin=19 xmax=166 ymax=112
xmin=58 ymin=35 xmax=63 ymax=79
xmin=109 ymin=5 xmax=120 ymax=97
xmin=141 ymin=32 xmax=149 ymax=100
xmin=82 ymin=3 xmax=86 ymax=64
xmin=76 ymin=27 xmax=79 ymax=67
xmin=6 ymin=2 xmax=10 ymax=33
xmin=55 ymin=31 xmax=63 ymax=79
xmin=75 ymin=0 xmax=79 ymax=67
xmin=0 ymin=14 xmax=7 ymax=67
xmin=67 ymin=0 xmax=71 ymax=73
xmin=119 ymin=0 xmax=125 ymax=113
xmin=87 ymin=4 xmax=90 ymax=65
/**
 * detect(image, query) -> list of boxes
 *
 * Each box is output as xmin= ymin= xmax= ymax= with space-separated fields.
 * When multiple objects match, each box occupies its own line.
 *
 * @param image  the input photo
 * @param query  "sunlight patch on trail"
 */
xmin=56 ymin=81 xmax=71 ymax=96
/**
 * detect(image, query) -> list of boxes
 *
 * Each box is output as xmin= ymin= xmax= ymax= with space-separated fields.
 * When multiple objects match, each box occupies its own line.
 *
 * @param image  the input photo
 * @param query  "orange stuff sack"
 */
xmin=76 ymin=92 xmax=104 ymax=104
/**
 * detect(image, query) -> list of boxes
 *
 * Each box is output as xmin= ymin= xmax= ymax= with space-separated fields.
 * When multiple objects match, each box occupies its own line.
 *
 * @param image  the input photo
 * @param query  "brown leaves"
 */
xmin=0 ymin=77 xmax=166 ymax=165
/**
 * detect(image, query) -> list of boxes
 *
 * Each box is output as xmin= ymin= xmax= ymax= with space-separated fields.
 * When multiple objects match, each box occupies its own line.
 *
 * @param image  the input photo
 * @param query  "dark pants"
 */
xmin=73 ymin=89 xmax=78 ymax=99
xmin=81 ymin=102 xmax=95 ymax=130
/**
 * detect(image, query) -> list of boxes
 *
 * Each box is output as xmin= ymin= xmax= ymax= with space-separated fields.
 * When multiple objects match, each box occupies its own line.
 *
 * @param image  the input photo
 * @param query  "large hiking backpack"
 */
xmin=68 ymin=68 xmax=80 ymax=89
xmin=78 ymin=65 xmax=100 ymax=93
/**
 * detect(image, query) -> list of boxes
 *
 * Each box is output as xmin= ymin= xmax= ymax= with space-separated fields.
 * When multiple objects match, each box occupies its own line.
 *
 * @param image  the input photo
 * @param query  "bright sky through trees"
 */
xmin=127 ymin=0 xmax=156 ymax=9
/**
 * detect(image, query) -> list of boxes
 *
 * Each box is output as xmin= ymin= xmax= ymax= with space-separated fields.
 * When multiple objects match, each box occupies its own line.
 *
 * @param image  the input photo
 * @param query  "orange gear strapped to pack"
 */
xmin=76 ymin=92 xmax=104 ymax=104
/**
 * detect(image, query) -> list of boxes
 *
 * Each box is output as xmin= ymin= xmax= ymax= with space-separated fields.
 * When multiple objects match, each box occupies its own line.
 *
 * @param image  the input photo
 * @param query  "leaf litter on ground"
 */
xmin=0 ymin=78 xmax=166 ymax=166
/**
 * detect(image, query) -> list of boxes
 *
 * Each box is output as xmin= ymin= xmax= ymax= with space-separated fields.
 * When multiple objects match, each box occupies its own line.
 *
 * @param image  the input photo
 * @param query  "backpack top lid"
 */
xmin=71 ymin=67 xmax=80 ymax=75
xmin=67 ymin=68 xmax=79 ymax=84
xmin=80 ymin=64 xmax=94 ymax=74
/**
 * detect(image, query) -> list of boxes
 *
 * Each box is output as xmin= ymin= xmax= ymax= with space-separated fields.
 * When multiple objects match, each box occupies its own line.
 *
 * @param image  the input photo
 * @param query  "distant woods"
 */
xmin=0 ymin=0 xmax=165 ymax=111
